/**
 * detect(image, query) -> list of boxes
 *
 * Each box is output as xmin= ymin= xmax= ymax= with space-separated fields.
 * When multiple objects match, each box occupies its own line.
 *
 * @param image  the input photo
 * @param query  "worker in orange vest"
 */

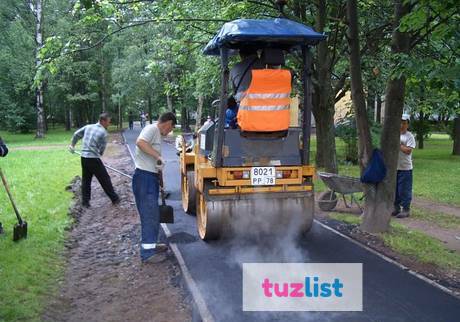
xmin=230 ymin=47 xmax=263 ymax=102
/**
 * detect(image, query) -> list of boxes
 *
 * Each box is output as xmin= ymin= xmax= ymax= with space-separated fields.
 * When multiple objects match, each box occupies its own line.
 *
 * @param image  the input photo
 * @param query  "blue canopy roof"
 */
xmin=203 ymin=18 xmax=326 ymax=55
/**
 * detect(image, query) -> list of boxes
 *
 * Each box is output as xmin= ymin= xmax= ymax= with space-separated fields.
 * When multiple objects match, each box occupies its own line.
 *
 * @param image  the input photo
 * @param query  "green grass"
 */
xmin=0 ymin=127 xmax=73 ymax=147
xmin=382 ymin=224 xmax=460 ymax=271
xmin=0 ymin=148 xmax=80 ymax=321
xmin=411 ymin=206 xmax=460 ymax=230
xmin=1 ymin=125 xmax=124 ymax=148
xmin=328 ymin=213 xmax=460 ymax=271
xmin=328 ymin=212 xmax=362 ymax=225
xmin=411 ymin=134 xmax=460 ymax=206
xmin=311 ymin=134 xmax=460 ymax=206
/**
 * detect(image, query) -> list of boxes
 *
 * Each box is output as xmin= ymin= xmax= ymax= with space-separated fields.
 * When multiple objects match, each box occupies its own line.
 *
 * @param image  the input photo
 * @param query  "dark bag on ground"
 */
xmin=361 ymin=148 xmax=387 ymax=184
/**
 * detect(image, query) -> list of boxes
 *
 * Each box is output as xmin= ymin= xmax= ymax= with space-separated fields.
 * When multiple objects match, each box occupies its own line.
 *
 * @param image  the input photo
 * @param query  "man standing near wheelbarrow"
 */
xmin=393 ymin=114 xmax=416 ymax=218
xmin=132 ymin=112 xmax=176 ymax=263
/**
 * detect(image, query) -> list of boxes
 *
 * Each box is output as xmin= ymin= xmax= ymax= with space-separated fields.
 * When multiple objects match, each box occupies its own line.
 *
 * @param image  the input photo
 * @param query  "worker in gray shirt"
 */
xmin=133 ymin=112 xmax=176 ymax=263
xmin=393 ymin=114 xmax=416 ymax=218
xmin=69 ymin=113 xmax=119 ymax=208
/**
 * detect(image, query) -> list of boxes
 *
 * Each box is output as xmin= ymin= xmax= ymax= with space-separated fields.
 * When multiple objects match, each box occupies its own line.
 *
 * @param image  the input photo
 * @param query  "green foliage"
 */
xmin=335 ymin=113 xmax=381 ymax=164
xmin=0 ymin=146 xmax=80 ymax=321
xmin=0 ymin=2 xmax=36 ymax=132
xmin=335 ymin=115 xmax=359 ymax=164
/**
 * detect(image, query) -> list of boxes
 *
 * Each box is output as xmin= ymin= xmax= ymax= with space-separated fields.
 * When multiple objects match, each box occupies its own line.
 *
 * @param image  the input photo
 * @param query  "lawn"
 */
xmin=328 ymin=213 xmax=460 ymax=271
xmin=312 ymin=133 xmax=460 ymax=206
xmin=1 ymin=125 xmax=124 ymax=148
xmin=0 ymin=148 xmax=80 ymax=321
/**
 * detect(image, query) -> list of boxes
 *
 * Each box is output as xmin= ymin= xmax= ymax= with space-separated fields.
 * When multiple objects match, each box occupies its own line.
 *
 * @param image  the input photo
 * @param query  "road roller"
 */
xmin=180 ymin=17 xmax=326 ymax=240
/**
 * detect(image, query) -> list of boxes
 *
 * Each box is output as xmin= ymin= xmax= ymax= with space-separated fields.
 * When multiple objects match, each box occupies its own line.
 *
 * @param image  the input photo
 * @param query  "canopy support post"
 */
xmin=302 ymin=45 xmax=312 ymax=165
xmin=213 ymin=47 xmax=229 ymax=167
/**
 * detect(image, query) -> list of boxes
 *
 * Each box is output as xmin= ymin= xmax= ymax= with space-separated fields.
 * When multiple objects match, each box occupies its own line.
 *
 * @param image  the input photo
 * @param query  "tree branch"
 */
xmin=70 ymin=17 xmax=229 ymax=53
xmin=333 ymin=72 xmax=348 ymax=97
xmin=109 ymin=0 xmax=156 ymax=5
xmin=189 ymin=24 xmax=215 ymax=36
xmin=247 ymin=0 xmax=276 ymax=11
xmin=410 ymin=12 xmax=458 ymax=48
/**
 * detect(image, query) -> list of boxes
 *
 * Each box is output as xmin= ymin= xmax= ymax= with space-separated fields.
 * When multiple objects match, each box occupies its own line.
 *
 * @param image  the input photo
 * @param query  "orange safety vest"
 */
xmin=237 ymin=69 xmax=291 ymax=132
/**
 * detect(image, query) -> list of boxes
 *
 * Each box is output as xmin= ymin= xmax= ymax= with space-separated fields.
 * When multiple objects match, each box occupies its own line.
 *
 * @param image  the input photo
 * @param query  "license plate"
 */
xmin=250 ymin=167 xmax=276 ymax=186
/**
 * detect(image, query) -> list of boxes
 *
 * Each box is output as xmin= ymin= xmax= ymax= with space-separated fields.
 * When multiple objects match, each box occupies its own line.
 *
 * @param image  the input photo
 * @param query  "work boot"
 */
xmin=82 ymin=201 xmax=91 ymax=208
xmin=112 ymin=197 xmax=120 ymax=205
xmin=391 ymin=206 xmax=400 ymax=217
xmin=396 ymin=209 xmax=410 ymax=218
xmin=154 ymin=243 xmax=169 ymax=253
xmin=141 ymin=244 xmax=169 ymax=264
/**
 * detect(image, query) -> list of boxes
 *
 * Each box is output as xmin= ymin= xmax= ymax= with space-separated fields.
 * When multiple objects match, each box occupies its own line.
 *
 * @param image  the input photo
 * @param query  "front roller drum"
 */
xmin=181 ymin=170 xmax=196 ymax=214
xmin=196 ymin=191 xmax=314 ymax=241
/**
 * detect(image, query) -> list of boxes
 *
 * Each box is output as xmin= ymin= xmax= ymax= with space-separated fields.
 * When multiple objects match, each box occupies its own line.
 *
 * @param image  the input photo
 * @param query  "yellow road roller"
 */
xmin=180 ymin=17 xmax=326 ymax=240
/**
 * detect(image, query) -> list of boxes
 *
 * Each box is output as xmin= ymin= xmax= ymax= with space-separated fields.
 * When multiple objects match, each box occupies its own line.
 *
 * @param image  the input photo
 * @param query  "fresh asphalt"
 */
xmin=123 ymin=124 xmax=460 ymax=322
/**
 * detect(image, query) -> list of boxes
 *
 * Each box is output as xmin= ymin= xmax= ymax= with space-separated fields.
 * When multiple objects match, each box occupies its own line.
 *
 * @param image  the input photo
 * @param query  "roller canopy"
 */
xmin=203 ymin=18 xmax=326 ymax=55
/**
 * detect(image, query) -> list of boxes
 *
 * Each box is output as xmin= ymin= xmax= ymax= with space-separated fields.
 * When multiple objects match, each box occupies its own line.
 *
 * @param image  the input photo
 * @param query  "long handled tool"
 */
xmin=0 ymin=168 xmax=28 ymax=241
xmin=74 ymin=151 xmax=133 ymax=179
xmin=159 ymin=171 xmax=174 ymax=223
xmin=72 ymin=150 xmax=173 ymax=223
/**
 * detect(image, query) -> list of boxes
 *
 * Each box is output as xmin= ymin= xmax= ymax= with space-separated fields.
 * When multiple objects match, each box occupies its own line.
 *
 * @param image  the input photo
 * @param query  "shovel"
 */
xmin=159 ymin=170 xmax=174 ymax=224
xmin=0 ymin=168 xmax=28 ymax=241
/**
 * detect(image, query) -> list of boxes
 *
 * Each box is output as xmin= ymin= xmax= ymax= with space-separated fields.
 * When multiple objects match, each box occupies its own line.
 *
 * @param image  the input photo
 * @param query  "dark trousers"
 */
xmin=394 ymin=170 xmax=413 ymax=211
xmin=81 ymin=157 xmax=118 ymax=204
xmin=132 ymin=168 xmax=160 ymax=260
xmin=129 ymin=121 xmax=134 ymax=130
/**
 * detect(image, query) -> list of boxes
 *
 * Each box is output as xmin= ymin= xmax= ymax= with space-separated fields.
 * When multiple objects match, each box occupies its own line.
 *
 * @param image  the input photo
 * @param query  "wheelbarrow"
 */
xmin=317 ymin=172 xmax=363 ymax=212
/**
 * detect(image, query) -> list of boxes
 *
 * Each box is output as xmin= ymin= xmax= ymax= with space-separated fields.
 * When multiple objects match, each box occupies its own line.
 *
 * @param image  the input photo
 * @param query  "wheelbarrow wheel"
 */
xmin=318 ymin=191 xmax=338 ymax=211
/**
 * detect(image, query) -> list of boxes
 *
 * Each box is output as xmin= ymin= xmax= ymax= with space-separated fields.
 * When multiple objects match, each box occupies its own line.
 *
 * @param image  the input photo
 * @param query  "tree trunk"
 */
xmin=312 ymin=98 xmax=337 ymax=173
xmin=367 ymin=91 xmax=375 ymax=121
xmin=361 ymin=0 xmax=411 ymax=233
xmin=118 ymin=96 xmax=122 ymax=130
xmin=100 ymin=47 xmax=107 ymax=113
xmin=417 ymin=111 xmax=425 ymax=149
xmin=346 ymin=0 xmax=373 ymax=173
xmin=166 ymin=94 xmax=174 ymax=113
xmin=44 ymin=101 xmax=48 ymax=132
xmin=30 ymin=0 xmax=46 ymax=138
xmin=375 ymin=94 xmax=382 ymax=124
xmin=65 ymin=107 xmax=71 ymax=131
xmin=196 ymin=94 xmax=204 ymax=130
xmin=148 ymin=95 xmax=153 ymax=124
xmin=312 ymin=0 xmax=338 ymax=173
xmin=181 ymin=104 xmax=188 ymax=131
xmin=453 ymin=116 xmax=460 ymax=155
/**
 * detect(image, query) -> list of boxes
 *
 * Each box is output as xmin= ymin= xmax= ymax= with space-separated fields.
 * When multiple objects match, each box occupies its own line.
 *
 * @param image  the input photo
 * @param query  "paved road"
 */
xmin=124 ymin=125 xmax=460 ymax=322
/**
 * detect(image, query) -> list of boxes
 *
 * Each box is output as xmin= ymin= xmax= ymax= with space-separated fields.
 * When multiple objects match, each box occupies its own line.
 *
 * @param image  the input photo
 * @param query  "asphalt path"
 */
xmin=123 ymin=125 xmax=460 ymax=322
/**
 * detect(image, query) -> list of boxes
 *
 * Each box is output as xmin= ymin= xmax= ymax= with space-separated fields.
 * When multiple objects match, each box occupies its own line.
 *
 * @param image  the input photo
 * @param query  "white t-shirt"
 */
xmin=134 ymin=124 xmax=162 ymax=173
xmin=398 ymin=131 xmax=416 ymax=170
